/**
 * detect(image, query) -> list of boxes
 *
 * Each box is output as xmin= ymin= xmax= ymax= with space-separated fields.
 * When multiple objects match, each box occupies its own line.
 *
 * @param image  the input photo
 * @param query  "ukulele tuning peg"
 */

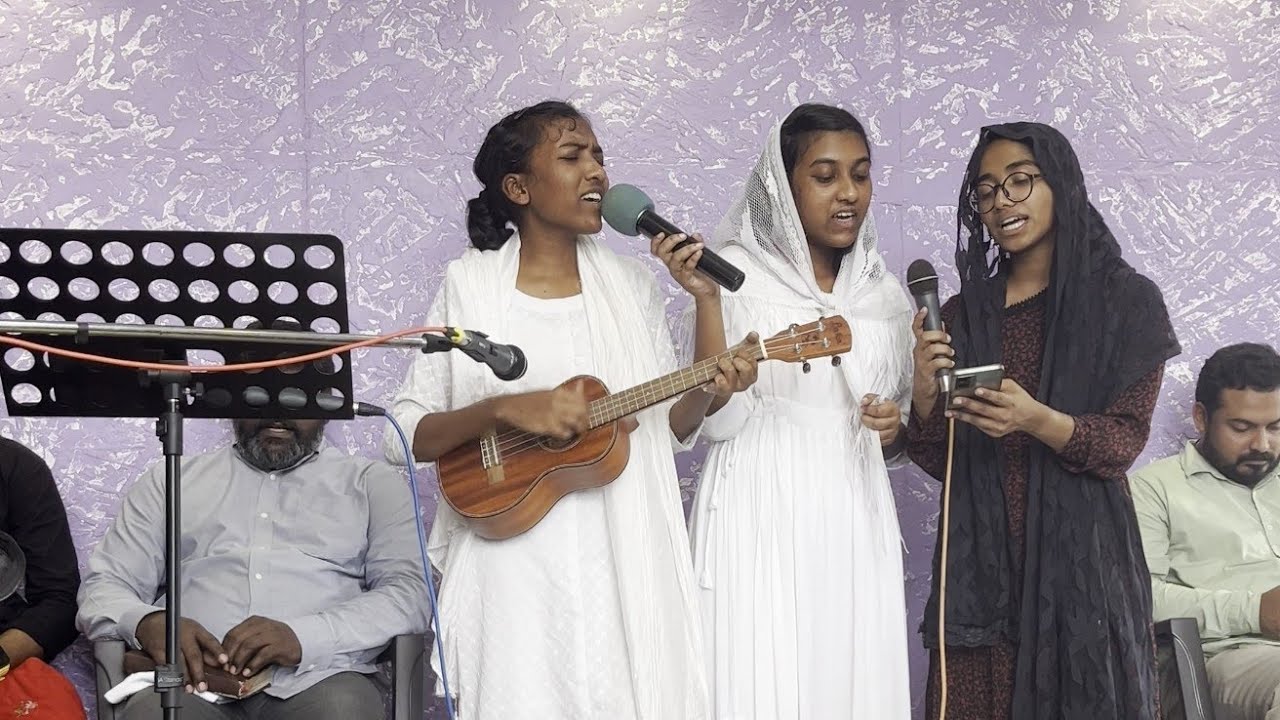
xmin=831 ymin=356 xmax=842 ymax=367
xmin=802 ymin=361 xmax=812 ymax=374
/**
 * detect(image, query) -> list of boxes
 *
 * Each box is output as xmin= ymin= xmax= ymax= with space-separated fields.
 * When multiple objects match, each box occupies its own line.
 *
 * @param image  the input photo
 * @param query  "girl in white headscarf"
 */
xmin=688 ymin=104 xmax=914 ymax=719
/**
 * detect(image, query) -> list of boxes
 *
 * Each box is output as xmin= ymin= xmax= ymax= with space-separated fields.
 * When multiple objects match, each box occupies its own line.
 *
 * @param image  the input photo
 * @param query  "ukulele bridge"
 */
xmin=479 ymin=431 xmax=505 ymax=485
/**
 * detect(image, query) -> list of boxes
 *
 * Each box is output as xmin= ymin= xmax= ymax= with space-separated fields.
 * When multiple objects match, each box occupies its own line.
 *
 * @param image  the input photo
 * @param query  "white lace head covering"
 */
xmin=711 ymin=120 xmax=906 ymax=321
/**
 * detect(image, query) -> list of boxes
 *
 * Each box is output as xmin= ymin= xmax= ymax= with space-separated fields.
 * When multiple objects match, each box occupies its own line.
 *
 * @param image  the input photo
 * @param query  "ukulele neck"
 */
xmin=587 ymin=340 xmax=766 ymax=428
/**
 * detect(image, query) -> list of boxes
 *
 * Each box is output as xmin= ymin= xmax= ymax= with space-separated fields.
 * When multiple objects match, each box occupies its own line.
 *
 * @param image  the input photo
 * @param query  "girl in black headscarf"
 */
xmin=906 ymin=122 xmax=1180 ymax=720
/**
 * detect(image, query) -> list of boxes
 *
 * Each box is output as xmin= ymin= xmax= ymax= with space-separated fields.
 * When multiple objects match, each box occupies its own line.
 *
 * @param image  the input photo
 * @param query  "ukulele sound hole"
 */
xmin=538 ymin=434 xmax=580 ymax=452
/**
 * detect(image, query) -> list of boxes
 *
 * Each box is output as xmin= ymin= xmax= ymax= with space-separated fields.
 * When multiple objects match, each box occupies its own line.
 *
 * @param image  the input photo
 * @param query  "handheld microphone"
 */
xmin=445 ymin=328 xmax=527 ymax=382
xmin=906 ymin=259 xmax=954 ymax=395
xmin=601 ymin=184 xmax=745 ymax=292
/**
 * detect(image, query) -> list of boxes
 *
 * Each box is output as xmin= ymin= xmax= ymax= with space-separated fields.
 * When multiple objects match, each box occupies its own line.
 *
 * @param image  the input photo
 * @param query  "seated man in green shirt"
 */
xmin=1133 ymin=342 xmax=1280 ymax=720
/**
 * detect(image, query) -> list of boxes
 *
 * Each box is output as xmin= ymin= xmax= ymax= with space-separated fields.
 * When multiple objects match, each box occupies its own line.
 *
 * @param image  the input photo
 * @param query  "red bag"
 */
xmin=0 ymin=658 xmax=86 ymax=719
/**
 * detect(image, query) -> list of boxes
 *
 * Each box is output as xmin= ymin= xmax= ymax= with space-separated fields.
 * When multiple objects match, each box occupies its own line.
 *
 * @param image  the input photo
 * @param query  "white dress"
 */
xmin=430 ymin=291 xmax=636 ymax=719
xmin=689 ymin=248 xmax=913 ymax=720
xmin=386 ymin=236 xmax=710 ymax=720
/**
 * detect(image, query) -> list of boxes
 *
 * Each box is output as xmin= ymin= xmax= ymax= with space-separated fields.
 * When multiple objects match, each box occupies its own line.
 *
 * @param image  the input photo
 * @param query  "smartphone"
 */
xmin=949 ymin=364 xmax=1005 ymax=399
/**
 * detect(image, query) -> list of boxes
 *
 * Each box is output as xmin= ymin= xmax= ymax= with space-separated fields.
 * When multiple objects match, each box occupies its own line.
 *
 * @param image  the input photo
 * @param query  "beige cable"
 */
xmin=937 ymin=416 xmax=957 ymax=719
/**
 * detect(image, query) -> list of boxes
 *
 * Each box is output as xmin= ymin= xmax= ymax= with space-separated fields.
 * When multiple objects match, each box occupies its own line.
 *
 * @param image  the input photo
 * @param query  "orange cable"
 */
xmin=0 ymin=326 xmax=444 ymax=373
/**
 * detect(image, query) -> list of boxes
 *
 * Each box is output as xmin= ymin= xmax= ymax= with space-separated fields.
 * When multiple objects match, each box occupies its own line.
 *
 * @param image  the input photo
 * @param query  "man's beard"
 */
xmin=1200 ymin=437 xmax=1280 ymax=486
xmin=235 ymin=420 xmax=324 ymax=472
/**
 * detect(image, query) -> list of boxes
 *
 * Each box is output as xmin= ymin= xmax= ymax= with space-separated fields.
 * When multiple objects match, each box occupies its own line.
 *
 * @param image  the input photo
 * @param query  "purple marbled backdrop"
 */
xmin=2 ymin=1 xmax=1277 ymax=717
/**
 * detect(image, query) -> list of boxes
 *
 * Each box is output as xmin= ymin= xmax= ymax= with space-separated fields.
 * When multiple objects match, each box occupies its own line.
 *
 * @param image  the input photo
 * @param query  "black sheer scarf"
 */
xmin=921 ymin=123 xmax=1180 ymax=719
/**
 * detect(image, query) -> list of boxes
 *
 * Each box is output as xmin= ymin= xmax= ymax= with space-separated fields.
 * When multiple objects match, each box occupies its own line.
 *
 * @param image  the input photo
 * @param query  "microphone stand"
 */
xmin=0 ymin=319 xmax=446 ymax=351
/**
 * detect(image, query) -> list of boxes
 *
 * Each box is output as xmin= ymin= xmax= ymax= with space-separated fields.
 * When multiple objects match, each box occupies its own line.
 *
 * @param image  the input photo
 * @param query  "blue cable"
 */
xmin=377 ymin=408 xmax=457 ymax=720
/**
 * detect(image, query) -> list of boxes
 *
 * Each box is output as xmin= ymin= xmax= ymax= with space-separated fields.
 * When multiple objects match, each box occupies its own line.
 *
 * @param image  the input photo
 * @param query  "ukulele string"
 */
xmin=489 ymin=335 xmax=834 ymax=454
xmin=490 ymin=343 xmax=773 ymax=455
xmin=488 ymin=336 xmax=839 ymax=459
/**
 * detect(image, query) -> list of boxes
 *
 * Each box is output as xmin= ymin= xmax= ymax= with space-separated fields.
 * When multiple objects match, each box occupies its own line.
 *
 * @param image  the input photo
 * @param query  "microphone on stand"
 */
xmin=445 ymin=328 xmax=527 ymax=382
xmin=906 ymin=259 xmax=954 ymax=396
xmin=600 ymin=184 xmax=745 ymax=292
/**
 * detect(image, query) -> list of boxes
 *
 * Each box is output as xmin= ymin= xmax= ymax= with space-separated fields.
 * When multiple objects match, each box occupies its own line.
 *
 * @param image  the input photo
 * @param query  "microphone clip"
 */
xmin=419 ymin=333 xmax=455 ymax=355
xmin=416 ymin=328 xmax=490 ymax=360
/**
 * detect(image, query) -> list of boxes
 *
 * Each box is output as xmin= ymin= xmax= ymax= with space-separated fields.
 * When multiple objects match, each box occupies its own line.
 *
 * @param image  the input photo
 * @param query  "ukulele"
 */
xmin=437 ymin=316 xmax=853 ymax=540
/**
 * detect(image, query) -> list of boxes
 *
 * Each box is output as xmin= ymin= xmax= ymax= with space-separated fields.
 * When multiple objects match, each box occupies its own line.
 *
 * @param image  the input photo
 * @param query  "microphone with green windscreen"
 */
xmin=601 ymin=184 xmax=745 ymax=291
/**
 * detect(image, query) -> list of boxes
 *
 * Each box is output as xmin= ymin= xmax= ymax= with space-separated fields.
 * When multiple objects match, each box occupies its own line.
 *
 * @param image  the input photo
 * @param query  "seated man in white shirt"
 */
xmin=77 ymin=398 xmax=429 ymax=720
xmin=1132 ymin=342 xmax=1280 ymax=720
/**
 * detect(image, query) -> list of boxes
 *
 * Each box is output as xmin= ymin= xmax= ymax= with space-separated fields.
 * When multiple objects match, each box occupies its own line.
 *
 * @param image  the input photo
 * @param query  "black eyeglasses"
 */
xmin=969 ymin=172 xmax=1044 ymax=214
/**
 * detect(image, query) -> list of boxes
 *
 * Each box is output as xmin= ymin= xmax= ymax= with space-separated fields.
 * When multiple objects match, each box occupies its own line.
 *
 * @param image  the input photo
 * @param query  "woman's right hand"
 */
xmin=493 ymin=381 xmax=590 ymax=440
xmin=911 ymin=307 xmax=955 ymax=419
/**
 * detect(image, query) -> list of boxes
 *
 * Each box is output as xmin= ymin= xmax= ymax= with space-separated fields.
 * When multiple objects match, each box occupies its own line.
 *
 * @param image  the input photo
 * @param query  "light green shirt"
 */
xmin=1132 ymin=441 xmax=1280 ymax=655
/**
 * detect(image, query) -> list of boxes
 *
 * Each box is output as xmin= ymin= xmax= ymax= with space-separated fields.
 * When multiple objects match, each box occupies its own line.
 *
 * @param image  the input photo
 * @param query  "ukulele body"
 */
xmin=436 ymin=375 xmax=633 ymax=540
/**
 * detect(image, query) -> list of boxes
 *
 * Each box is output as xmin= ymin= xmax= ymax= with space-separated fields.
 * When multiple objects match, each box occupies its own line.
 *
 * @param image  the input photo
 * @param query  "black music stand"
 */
xmin=0 ymin=228 xmax=355 ymax=719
